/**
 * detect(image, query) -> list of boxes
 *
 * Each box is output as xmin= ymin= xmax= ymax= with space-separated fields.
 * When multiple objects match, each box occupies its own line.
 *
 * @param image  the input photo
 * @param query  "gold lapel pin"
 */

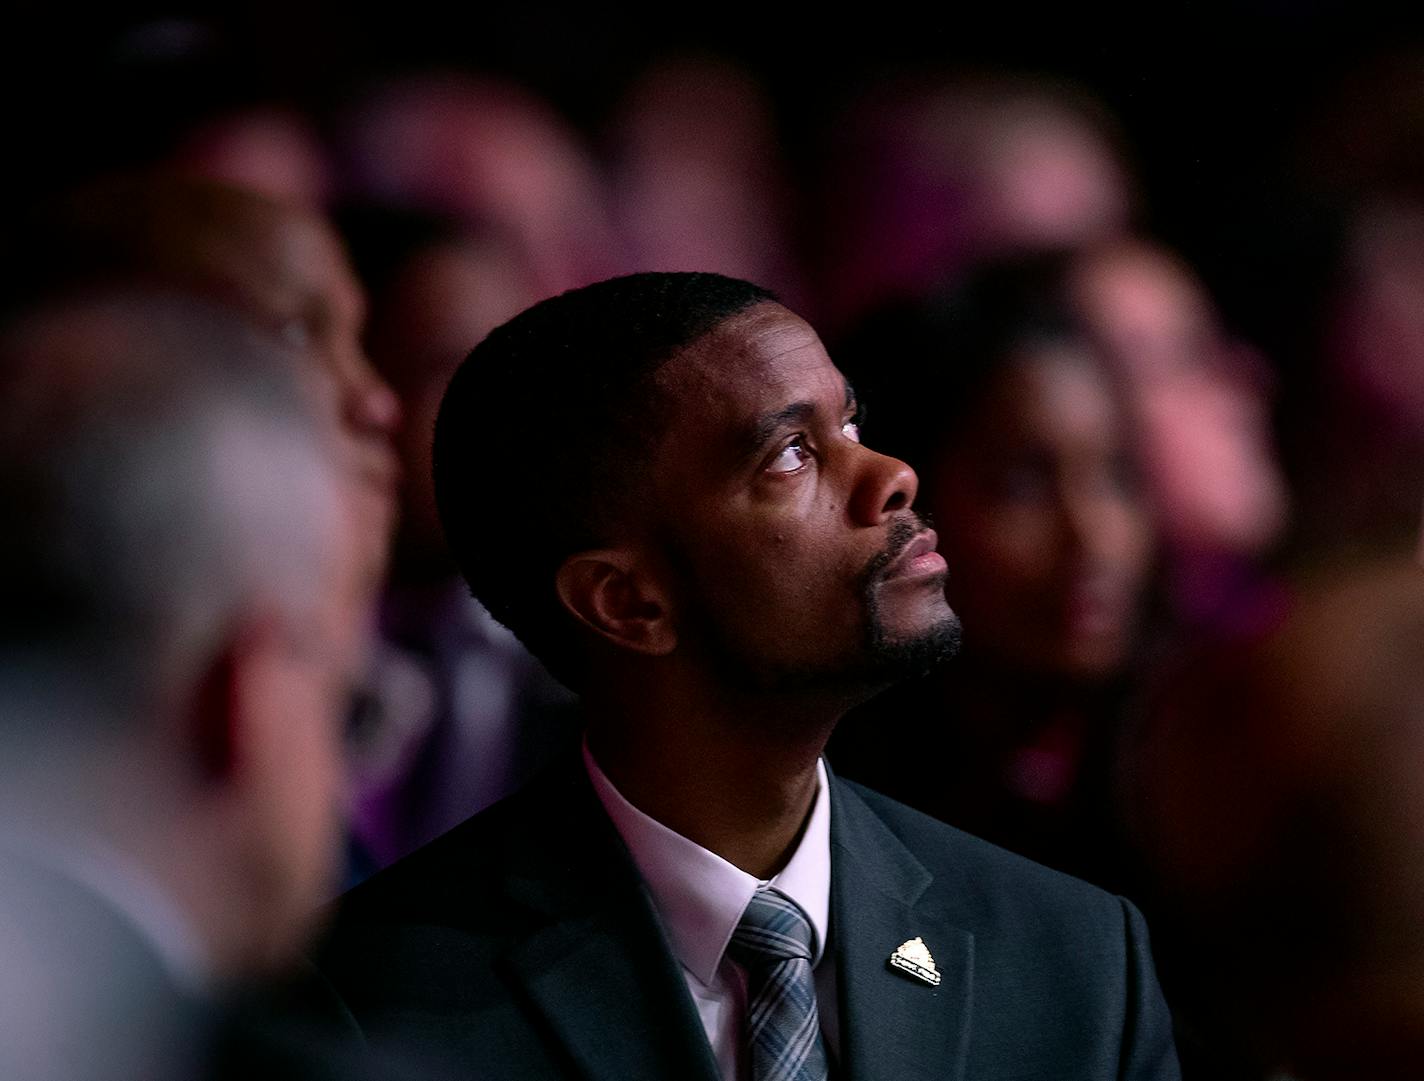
xmin=888 ymin=937 xmax=942 ymax=986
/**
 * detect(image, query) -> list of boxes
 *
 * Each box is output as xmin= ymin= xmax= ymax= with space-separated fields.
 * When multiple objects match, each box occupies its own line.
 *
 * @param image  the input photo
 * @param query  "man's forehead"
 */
xmin=645 ymin=303 xmax=855 ymax=489
xmin=712 ymin=301 xmax=822 ymax=356
xmin=659 ymin=303 xmax=840 ymax=399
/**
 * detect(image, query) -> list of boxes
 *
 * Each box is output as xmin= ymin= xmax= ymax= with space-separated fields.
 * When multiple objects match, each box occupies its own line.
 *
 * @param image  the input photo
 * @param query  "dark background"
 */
xmin=3 ymin=5 xmax=1422 ymax=384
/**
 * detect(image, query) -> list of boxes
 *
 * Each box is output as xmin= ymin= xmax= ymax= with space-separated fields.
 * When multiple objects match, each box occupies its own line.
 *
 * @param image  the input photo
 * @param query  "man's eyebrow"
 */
xmin=734 ymin=382 xmax=861 ymax=467
xmin=746 ymin=401 xmax=816 ymax=455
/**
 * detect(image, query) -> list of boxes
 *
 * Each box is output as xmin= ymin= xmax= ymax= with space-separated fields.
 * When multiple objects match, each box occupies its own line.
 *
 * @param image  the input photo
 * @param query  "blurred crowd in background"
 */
xmin=3 ymin=9 xmax=1424 ymax=1080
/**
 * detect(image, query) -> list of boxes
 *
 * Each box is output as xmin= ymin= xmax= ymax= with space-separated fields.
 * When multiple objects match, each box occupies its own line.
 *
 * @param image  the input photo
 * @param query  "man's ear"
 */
xmin=555 ymin=549 xmax=677 ymax=657
xmin=183 ymin=614 xmax=281 ymax=784
xmin=187 ymin=638 xmax=243 ymax=783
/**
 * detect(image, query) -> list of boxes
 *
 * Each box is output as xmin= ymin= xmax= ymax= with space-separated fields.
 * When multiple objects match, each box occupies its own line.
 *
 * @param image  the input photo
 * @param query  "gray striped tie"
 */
xmin=727 ymin=887 xmax=829 ymax=1081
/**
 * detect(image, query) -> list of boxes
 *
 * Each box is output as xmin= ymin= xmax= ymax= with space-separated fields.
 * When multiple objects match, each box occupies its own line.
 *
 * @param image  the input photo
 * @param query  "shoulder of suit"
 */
xmin=329 ymin=752 xmax=605 ymax=923
xmin=832 ymin=776 xmax=1130 ymax=929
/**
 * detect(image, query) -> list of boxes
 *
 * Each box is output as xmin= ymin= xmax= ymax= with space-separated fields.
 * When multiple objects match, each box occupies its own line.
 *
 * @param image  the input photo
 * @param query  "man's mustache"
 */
xmin=858 ymin=514 xmax=933 ymax=590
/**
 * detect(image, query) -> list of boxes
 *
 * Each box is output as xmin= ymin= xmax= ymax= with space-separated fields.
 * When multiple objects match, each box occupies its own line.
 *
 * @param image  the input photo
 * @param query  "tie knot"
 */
xmin=728 ymin=888 xmax=815 ymax=968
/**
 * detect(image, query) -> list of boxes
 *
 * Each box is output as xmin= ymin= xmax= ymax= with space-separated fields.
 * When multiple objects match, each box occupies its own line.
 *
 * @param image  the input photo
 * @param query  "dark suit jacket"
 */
xmin=0 ymin=844 xmax=418 ymax=1081
xmin=0 ymin=845 xmax=207 ymax=1081
xmin=312 ymin=755 xmax=1180 ymax=1080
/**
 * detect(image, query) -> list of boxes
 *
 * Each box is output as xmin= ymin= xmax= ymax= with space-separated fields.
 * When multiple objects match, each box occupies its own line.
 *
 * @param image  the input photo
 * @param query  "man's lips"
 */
xmin=882 ymin=528 xmax=948 ymax=582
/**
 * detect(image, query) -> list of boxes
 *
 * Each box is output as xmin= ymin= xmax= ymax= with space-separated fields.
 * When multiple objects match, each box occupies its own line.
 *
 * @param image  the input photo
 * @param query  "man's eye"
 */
xmin=841 ymin=420 xmax=862 ymax=443
xmin=768 ymin=438 xmax=812 ymax=474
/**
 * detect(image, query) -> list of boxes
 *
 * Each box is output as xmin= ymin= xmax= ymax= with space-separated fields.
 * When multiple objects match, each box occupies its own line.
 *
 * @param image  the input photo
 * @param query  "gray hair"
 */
xmin=0 ymin=290 xmax=345 ymax=739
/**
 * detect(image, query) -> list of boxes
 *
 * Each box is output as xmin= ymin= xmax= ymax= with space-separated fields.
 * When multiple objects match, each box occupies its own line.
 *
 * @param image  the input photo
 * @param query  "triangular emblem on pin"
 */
xmin=888 ymin=937 xmax=942 ymax=986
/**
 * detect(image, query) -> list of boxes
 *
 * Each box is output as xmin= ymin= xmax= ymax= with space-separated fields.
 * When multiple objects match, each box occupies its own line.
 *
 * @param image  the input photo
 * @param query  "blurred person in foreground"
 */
xmin=0 ymin=291 xmax=376 ymax=1080
xmin=829 ymin=258 xmax=1157 ymax=888
xmin=310 ymin=272 xmax=1179 ymax=1080
xmin=1125 ymin=554 xmax=1424 ymax=1081
xmin=6 ymin=172 xmax=402 ymax=578
xmin=6 ymin=174 xmax=407 ymax=879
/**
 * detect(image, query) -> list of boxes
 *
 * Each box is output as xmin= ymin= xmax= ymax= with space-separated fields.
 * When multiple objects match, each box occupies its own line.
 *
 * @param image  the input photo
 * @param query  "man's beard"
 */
xmin=681 ymin=514 xmax=962 ymax=700
xmin=855 ymin=515 xmax=962 ymax=684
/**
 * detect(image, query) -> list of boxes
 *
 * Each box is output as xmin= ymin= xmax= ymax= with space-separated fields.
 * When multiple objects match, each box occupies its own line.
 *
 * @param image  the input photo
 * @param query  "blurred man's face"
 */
xmin=245 ymin=212 xmax=400 ymax=475
xmin=207 ymin=205 xmax=402 ymax=576
xmin=646 ymin=303 xmax=959 ymax=696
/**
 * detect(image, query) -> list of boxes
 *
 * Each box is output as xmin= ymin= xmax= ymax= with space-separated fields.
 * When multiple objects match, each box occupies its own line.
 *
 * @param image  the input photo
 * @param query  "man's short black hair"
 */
xmin=433 ymin=271 xmax=777 ymax=686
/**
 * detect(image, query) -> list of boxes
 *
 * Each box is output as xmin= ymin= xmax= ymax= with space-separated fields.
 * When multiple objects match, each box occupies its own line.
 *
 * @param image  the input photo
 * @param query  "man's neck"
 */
xmin=585 ymin=697 xmax=833 ymax=880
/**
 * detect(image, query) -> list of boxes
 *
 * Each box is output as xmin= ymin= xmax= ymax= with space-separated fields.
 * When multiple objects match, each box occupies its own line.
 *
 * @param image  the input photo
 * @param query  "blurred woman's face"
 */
xmin=931 ymin=346 xmax=1154 ymax=680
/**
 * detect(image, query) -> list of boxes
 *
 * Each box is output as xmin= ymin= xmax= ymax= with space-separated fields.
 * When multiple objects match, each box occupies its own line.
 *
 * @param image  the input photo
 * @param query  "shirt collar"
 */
xmin=582 ymin=739 xmax=831 ymax=987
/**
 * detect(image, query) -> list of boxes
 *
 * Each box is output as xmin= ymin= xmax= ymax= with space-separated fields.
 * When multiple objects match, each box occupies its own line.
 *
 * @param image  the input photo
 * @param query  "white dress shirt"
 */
xmin=583 ymin=741 xmax=838 ymax=1081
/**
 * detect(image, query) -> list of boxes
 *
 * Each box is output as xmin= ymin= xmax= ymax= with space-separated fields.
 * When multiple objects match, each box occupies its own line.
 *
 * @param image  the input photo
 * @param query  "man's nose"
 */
xmin=848 ymin=446 xmax=919 ymax=526
xmin=340 ymin=349 xmax=403 ymax=437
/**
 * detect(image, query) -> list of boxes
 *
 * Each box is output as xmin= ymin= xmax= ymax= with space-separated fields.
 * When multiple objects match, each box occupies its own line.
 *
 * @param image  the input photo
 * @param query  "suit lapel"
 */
xmin=495 ymin=758 xmax=721 ymax=1081
xmin=829 ymin=778 xmax=974 ymax=1081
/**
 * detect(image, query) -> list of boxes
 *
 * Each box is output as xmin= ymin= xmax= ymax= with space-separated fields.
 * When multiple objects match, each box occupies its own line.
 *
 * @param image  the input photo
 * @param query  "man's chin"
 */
xmin=865 ymin=611 xmax=963 ymax=683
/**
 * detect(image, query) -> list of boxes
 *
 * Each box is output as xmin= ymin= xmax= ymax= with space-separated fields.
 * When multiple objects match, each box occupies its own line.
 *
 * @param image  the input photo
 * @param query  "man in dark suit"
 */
xmin=313 ymin=272 xmax=1180 ymax=1080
